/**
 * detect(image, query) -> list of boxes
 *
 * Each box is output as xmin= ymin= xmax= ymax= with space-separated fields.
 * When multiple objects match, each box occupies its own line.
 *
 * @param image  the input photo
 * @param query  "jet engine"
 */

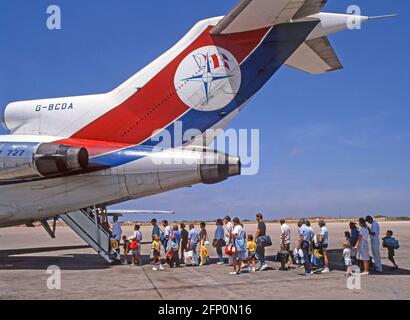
xmin=0 ymin=142 xmax=89 ymax=181
xmin=199 ymin=151 xmax=241 ymax=184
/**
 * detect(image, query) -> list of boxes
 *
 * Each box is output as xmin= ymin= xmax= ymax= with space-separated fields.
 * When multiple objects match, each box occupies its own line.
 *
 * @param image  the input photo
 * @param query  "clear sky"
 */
xmin=1 ymin=0 xmax=409 ymax=221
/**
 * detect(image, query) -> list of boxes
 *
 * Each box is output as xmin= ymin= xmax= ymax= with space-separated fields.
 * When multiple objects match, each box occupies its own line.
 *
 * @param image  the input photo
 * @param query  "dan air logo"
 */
xmin=174 ymin=46 xmax=241 ymax=112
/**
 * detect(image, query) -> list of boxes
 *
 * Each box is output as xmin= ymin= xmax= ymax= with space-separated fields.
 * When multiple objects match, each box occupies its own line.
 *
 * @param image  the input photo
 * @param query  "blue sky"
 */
xmin=1 ymin=1 xmax=409 ymax=221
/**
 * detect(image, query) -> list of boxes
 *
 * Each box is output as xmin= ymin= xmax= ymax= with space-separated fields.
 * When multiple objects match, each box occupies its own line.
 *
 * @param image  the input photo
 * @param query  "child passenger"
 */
xmin=152 ymin=234 xmax=164 ymax=271
xmin=342 ymin=240 xmax=352 ymax=276
xmin=383 ymin=230 xmax=399 ymax=270
xmin=247 ymin=235 xmax=257 ymax=272
xmin=122 ymin=235 xmax=130 ymax=265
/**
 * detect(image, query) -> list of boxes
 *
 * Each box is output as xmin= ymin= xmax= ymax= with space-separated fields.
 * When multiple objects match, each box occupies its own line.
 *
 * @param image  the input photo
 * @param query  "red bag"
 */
xmin=166 ymin=250 xmax=174 ymax=258
xmin=225 ymin=245 xmax=236 ymax=256
xmin=130 ymin=240 xmax=138 ymax=250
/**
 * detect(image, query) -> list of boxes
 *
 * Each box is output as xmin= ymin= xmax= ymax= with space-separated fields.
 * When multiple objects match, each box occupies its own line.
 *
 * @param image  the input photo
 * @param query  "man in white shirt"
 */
xmin=223 ymin=216 xmax=234 ymax=266
xmin=112 ymin=216 xmax=122 ymax=241
xmin=280 ymin=219 xmax=292 ymax=270
xmin=162 ymin=220 xmax=172 ymax=245
xmin=162 ymin=220 xmax=173 ymax=264
xmin=111 ymin=216 xmax=122 ymax=257
xmin=366 ymin=215 xmax=383 ymax=273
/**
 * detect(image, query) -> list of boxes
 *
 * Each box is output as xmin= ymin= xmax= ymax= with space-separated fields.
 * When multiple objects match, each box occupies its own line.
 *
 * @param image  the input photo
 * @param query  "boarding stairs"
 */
xmin=59 ymin=208 xmax=119 ymax=263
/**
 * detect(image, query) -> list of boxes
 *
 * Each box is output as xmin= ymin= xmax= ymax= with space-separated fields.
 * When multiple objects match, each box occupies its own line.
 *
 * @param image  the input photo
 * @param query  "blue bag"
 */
xmin=383 ymin=237 xmax=400 ymax=249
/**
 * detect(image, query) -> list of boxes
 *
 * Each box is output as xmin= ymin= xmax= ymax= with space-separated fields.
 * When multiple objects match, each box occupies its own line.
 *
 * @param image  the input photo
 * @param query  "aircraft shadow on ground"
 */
xmin=0 ymin=245 xmax=110 ymax=270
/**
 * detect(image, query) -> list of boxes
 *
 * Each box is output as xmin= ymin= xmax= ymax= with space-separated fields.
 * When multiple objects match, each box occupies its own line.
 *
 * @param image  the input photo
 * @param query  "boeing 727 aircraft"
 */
xmin=0 ymin=0 xmax=394 ymax=261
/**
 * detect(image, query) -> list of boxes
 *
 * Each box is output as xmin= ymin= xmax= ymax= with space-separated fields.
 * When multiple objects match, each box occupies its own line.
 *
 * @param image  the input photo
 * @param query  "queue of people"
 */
xmin=342 ymin=216 xmax=400 ymax=276
xmin=111 ymin=214 xmax=400 ymax=276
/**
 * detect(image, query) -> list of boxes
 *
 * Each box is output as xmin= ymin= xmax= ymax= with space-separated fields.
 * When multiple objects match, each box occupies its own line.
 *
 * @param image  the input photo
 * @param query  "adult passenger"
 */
xmin=297 ymin=219 xmax=313 ymax=276
xmin=199 ymin=222 xmax=208 ymax=266
xmin=255 ymin=213 xmax=268 ymax=271
xmin=366 ymin=215 xmax=383 ymax=273
xmin=187 ymin=224 xmax=200 ymax=266
xmin=349 ymin=222 xmax=359 ymax=264
xmin=214 ymin=219 xmax=225 ymax=265
xmin=223 ymin=216 xmax=234 ymax=266
xmin=169 ymin=224 xmax=181 ymax=268
xmin=279 ymin=219 xmax=292 ymax=270
xmin=162 ymin=220 xmax=173 ymax=264
xmin=318 ymin=220 xmax=330 ymax=273
xmin=230 ymin=217 xmax=246 ymax=275
xmin=180 ymin=223 xmax=189 ymax=264
xmin=151 ymin=219 xmax=160 ymax=240
xmin=111 ymin=216 xmax=122 ymax=257
xmin=355 ymin=218 xmax=370 ymax=275
xmin=112 ymin=216 xmax=122 ymax=241
xmin=133 ymin=224 xmax=143 ymax=266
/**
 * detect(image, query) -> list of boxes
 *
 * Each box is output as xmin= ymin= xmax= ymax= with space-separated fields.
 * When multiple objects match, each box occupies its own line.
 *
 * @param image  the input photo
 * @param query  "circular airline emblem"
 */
xmin=174 ymin=46 xmax=241 ymax=112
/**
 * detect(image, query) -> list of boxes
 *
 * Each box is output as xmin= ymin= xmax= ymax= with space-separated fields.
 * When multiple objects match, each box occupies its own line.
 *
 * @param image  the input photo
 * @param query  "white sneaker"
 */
xmin=229 ymin=271 xmax=238 ymax=275
xmin=217 ymin=261 xmax=224 ymax=265
xmin=251 ymin=267 xmax=256 ymax=273
xmin=361 ymin=272 xmax=369 ymax=276
xmin=259 ymin=264 xmax=268 ymax=271
xmin=152 ymin=267 xmax=158 ymax=271
xmin=321 ymin=268 xmax=330 ymax=273
xmin=159 ymin=265 xmax=164 ymax=271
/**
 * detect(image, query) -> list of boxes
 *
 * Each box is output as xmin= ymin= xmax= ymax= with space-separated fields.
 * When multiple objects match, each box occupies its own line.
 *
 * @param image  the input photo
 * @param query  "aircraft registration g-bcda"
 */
xmin=0 ymin=1 xmax=394 ymax=261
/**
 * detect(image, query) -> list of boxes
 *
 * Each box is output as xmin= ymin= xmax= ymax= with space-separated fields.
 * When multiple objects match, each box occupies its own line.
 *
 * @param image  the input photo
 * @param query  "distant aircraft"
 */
xmin=0 ymin=0 xmax=395 ymax=262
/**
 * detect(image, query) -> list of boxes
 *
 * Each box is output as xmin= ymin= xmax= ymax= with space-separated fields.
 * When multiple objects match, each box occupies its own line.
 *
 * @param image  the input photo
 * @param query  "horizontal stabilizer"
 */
xmin=211 ymin=0 xmax=328 ymax=34
xmin=293 ymin=0 xmax=328 ymax=20
xmin=285 ymin=36 xmax=342 ymax=74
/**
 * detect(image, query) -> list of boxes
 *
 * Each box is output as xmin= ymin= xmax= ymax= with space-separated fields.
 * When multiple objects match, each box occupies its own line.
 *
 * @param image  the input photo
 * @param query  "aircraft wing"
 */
xmin=211 ymin=0 xmax=328 ymax=34
xmin=285 ymin=36 xmax=343 ymax=74
xmin=106 ymin=210 xmax=176 ymax=217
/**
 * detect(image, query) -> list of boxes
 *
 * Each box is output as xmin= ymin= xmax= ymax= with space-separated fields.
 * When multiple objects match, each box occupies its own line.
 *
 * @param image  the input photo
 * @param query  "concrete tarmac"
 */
xmin=1 ymin=221 xmax=410 ymax=300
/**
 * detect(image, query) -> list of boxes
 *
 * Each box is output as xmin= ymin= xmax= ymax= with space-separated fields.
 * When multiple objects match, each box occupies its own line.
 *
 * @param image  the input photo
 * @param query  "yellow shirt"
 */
xmin=247 ymin=241 xmax=257 ymax=252
xmin=152 ymin=240 xmax=161 ymax=251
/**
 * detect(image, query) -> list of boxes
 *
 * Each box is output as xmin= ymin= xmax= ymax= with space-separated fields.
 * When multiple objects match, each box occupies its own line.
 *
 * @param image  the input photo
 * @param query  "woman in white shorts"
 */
xmin=355 ymin=218 xmax=370 ymax=275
